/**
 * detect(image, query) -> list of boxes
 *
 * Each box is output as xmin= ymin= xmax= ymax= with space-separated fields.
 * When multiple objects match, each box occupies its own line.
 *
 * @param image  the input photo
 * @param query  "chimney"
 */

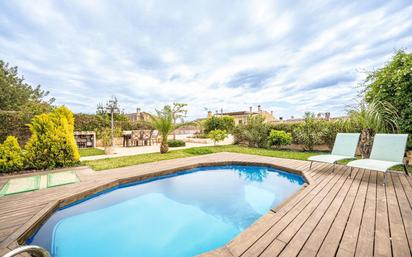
xmin=136 ymin=108 xmax=141 ymax=121
xmin=207 ymin=111 xmax=212 ymax=118
xmin=215 ymin=110 xmax=218 ymax=114
xmin=221 ymin=108 xmax=223 ymax=114
xmin=270 ymin=111 xmax=274 ymax=116
xmin=291 ymin=115 xmax=294 ymax=119
xmin=257 ymin=105 xmax=261 ymax=112
xmin=325 ymin=112 xmax=331 ymax=121
xmin=317 ymin=112 xmax=322 ymax=118
xmin=249 ymin=106 xmax=252 ymax=112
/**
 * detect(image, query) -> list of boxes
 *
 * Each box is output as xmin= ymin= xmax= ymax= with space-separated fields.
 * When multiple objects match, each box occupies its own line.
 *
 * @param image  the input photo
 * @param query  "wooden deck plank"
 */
xmin=386 ymin=173 xmax=412 ymax=257
xmin=335 ymin=169 xmax=370 ymax=257
xmin=315 ymin=168 xmax=365 ymax=257
xmin=274 ymin=167 xmax=352 ymax=257
xmin=241 ymin=163 xmax=345 ymax=256
xmin=374 ymin=171 xmax=392 ymax=257
xmin=355 ymin=170 xmax=377 ymax=257
xmin=227 ymin=164 xmax=331 ymax=256
xmin=392 ymin=173 xmax=412 ymax=253
xmin=398 ymin=174 xmax=412 ymax=209
xmin=296 ymin=168 xmax=362 ymax=257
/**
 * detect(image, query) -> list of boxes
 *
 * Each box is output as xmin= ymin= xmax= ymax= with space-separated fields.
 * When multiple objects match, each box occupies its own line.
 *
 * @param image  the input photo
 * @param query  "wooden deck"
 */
xmin=0 ymin=152 xmax=411 ymax=257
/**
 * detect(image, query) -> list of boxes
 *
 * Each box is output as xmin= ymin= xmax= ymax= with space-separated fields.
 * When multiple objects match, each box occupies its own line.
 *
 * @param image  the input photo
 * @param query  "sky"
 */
xmin=1 ymin=0 xmax=411 ymax=120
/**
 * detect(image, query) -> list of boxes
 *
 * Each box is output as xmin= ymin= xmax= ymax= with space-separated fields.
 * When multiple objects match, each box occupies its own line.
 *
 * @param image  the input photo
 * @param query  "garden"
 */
xmin=1 ymin=50 xmax=411 ymax=174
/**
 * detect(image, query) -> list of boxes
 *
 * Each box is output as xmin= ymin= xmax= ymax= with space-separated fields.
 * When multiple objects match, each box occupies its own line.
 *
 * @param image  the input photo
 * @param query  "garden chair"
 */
xmin=347 ymin=134 xmax=409 ymax=185
xmin=308 ymin=133 xmax=360 ymax=172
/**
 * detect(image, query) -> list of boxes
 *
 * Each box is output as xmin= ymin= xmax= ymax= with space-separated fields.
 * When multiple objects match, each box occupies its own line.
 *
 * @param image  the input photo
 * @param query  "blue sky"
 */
xmin=1 ymin=0 xmax=411 ymax=120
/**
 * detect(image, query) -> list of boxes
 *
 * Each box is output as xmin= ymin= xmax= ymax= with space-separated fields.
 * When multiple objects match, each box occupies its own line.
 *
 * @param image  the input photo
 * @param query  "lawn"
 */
xmin=82 ymin=145 xmax=321 ymax=171
xmin=79 ymin=148 xmax=105 ymax=157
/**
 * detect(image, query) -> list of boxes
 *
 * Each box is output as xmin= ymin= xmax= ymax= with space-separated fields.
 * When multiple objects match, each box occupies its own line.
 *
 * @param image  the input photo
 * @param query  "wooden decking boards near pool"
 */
xmin=0 ymin=152 xmax=411 ymax=257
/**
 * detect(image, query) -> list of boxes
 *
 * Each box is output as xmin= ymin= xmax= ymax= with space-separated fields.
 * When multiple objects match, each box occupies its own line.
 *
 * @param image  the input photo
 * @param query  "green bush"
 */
xmin=233 ymin=115 xmax=270 ymax=148
xmin=25 ymin=106 xmax=80 ymax=169
xmin=99 ymin=127 xmax=114 ymax=147
xmin=208 ymin=129 xmax=228 ymax=145
xmin=203 ymin=115 xmax=235 ymax=133
xmin=268 ymin=130 xmax=292 ymax=149
xmin=293 ymin=113 xmax=324 ymax=151
xmin=270 ymin=122 xmax=301 ymax=144
xmin=0 ymin=136 xmax=24 ymax=172
xmin=167 ymin=139 xmax=186 ymax=147
xmin=364 ymin=50 xmax=412 ymax=139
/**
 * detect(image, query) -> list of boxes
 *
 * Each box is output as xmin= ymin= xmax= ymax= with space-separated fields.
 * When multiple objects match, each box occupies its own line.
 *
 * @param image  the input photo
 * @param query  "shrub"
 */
xmin=167 ymin=139 xmax=186 ymax=147
xmin=233 ymin=115 xmax=270 ymax=148
xmin=364 ymin=50 xmax=412 ymax=140
xmin=320 ymin=119 xmax=352 ymax=149
xmin=270 ymin=122 xmax=301 ymax=144
xmin=0 ymin=136 xmax=24 ymax=172
xmin=203 ymin=116 xmax=235 ymax=133
xmin=268 ymin=130 xmax=292 ymax=149
xmin=99 ymin=127 xmax=113 ymax=147
xmin=293 ymin=113 xmax=324 ymax=151
xmin=25 ymin=106 xmax=80 ymax=169
xmin=208 ymin=129 xmax=228 ymax=145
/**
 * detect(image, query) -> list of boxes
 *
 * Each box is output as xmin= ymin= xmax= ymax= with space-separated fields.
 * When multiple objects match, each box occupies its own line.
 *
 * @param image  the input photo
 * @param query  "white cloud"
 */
xmin=0 ymin=0 xmax=411 ymax=119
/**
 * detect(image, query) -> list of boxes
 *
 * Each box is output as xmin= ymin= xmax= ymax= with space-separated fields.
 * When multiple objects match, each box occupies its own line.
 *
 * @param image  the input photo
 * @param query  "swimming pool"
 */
xmin=28 ymin=165 xmax=305 ymax=257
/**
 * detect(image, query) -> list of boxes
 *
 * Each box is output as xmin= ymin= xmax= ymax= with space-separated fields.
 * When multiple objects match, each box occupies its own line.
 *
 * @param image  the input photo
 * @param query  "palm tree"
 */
xmin=149 ymin=106 xmax=193 ymax=154
xmin=348 ymin=99 xmax=399 ymax=158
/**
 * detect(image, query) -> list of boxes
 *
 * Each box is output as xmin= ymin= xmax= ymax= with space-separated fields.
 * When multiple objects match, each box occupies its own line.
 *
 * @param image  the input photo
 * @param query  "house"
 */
xmin=273 ymin=112 xmax=347 ymax=124
xmin=125 ymin=108 xmax=151 ymax=122
xmin=209 ymin=105 xmax=277 ymax=125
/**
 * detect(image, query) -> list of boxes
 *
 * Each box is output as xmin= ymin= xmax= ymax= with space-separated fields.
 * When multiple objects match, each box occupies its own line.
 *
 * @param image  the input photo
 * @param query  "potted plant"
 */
xmin=100 ymin=127 xmax=114 ymax=155
xmin=348 ymin=100 xmax=399 ymax=158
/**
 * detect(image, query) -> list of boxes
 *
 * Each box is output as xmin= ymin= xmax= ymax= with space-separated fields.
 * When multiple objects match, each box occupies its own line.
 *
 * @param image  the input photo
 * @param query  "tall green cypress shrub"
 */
xmin=25 ymin=106 xmax=80 ymax=169
xmin=0 ymin=136 xmax=24 ymax=172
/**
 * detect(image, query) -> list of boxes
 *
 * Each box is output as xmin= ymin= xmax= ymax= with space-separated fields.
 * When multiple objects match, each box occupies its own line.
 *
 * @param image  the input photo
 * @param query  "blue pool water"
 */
xmin=28 ymin=165 xmax=305 ymax=257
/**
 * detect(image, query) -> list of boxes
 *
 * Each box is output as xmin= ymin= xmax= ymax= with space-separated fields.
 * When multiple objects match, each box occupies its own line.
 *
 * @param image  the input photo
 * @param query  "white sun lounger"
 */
xmin=308 ymin=133 xmax=360 ymax=172
xmin=347 ymin=134 xmax=409 ymax=184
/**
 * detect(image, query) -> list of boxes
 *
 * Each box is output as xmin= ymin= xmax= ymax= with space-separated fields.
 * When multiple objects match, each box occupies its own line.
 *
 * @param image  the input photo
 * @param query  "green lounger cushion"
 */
xmin=347 ymin=134 xmax=408 ymax=172
xmin=308 ymin=133 xmax=360 ymax=164
xmin=308 ymin=154 xmax=354 ymax=164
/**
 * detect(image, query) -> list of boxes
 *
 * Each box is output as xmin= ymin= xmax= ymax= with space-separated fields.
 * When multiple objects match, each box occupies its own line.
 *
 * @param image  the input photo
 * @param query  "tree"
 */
xmin=170 ymin=103 xmax=188 ymax=140
xmin=348 ymin=100 xmax=399 ymax=158
xmin=234 ymin=115 xmax=270 ymax=148
xmin=293 ymin=113 xmax=324 ymax=151
xmin=208 ymin=129 xmax=228 ymax=145
xmin=0 ymin=60 xmax=54 ymax=143
xmin=149 ymin=106 xmax=189 ymax=154
xmin=363 ymin=50 xmax=412 ymax=147
xmin=203 ymin=115 xmax=235 ymax=133
xmin=0 ymin=60 xmax=54 ymax=111
xmin=96 ymin=96 xmax=125 ymax=147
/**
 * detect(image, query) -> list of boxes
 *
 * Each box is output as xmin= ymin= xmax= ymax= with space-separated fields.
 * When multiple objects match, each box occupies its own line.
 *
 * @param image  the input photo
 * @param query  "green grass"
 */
xmin=79 ymin=148 xmax=105 ymax=157
xmin=82 ymin=145 xmax=321 ymax=171
xmin=81 ymin=144 xmax=412 ymax=173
